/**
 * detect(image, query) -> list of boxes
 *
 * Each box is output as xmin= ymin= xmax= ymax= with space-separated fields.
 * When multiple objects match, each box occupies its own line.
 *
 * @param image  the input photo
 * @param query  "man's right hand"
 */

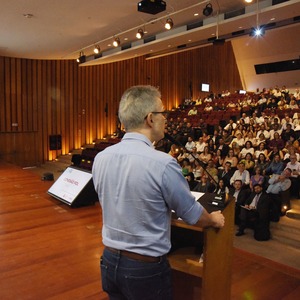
xmin=210 ymin=210 xmax=225 ymax=228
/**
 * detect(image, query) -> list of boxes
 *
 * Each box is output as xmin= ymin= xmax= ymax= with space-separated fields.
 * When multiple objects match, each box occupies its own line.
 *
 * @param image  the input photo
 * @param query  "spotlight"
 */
xmin=113 ymin=37 xmax=120 ymax=47
xmin=250 ymin=26 xmax=265 ymax=37
xmin=136 ymin=28 xmax=144 ymax=39
xmin=93 ymin=45 xmax=100 ymax=54
xmin=165 ymin=18 xmax=173 ymax=30
xmin=203 ymin=3 xmax=213 ymax=17
xmin=76 ymin=52 xmax=86 ymax=63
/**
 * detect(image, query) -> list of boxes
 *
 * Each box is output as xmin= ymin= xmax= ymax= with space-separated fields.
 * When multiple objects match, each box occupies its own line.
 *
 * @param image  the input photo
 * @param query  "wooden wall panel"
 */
xmin=0 ymin=41 xmax=242 ymax=167
xmin=0 ymin=57 xmax=5 ymax=131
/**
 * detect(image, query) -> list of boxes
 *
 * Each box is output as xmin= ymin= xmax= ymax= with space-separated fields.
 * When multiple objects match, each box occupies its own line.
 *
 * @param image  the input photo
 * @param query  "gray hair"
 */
xmin=118 ymin=85 xmax=161 ymax=131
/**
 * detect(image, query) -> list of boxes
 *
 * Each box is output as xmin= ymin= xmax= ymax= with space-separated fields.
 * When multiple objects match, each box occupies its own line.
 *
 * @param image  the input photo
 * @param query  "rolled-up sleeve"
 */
xmin=161 ymin=159 xmax=203 ymax=225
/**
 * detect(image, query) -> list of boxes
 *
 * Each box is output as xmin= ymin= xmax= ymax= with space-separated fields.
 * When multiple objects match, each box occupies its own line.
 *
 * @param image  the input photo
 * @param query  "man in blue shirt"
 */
xmin=92 ymin=85 xmax=224 ymax=300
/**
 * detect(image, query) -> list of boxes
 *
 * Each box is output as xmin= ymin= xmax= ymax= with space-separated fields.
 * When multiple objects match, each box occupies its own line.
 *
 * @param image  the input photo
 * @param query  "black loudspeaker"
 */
xmin=49 ymin=135 xmax=62 ymax=150
xmin=47 ymin=166 xmax=98 ymax=208
xmin=71 ymin=154 xmax=82 ymax=166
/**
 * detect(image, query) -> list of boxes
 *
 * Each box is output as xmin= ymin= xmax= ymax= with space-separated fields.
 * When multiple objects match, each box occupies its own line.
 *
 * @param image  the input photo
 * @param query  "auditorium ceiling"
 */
xmin=0 ymin=0 xmax=299 ymax=65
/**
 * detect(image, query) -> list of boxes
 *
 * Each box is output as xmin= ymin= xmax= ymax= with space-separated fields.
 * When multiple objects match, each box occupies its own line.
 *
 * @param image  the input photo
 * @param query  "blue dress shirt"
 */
xmin=92 ymin=132 xmax=203 ymax=256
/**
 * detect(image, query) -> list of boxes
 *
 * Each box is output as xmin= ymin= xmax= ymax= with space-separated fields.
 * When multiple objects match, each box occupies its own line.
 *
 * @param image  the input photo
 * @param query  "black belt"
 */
xmin=105 ymin=247 xmax=165 ymax=263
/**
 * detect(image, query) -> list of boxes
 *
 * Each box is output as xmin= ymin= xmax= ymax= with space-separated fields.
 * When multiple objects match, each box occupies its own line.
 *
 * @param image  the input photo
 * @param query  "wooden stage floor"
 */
xmin=0 ymin=161 xmax=300 ymax=300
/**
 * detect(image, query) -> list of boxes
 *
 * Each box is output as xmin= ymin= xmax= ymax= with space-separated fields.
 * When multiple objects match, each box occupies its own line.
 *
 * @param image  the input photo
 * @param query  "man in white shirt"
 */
xmin=196 ymin=137 xmax=207 ymax=153
xmin=224 ymin=119 xmax=237 ymax=132
xmin=230 ymin=162 xmax=250 ymax=188
xmin=256 ymin=124 xmax=270 ymax=140
xmin=293 ymin=88 xmax=300 ymax=100
xmin=285 ymin=156 xmax=300 ymax=198
xmin=185 ymin=136 xmax=196 ymax=152
xmin=241 ymin=113 xmax=250 ymax=124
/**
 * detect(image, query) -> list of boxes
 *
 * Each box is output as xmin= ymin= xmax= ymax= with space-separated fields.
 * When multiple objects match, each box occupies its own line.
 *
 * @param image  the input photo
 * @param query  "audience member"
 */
xmin=268 ymin=131 xmax=284 ymax=150
xmin=216 ymin=138 xmax=230 ymax=158
xmin=229 ymin=179 xmax=248 ymax=224
xmin=240 ymin=153 xmax=255 ymax=174
xmin=281 ymin=123 xmax=296 ymax=143
xmin=222 ymin=129 xmax=233 ymax=146
xmin=267 ymin=145 xmax=284 ymax=161
xmin=186 ymin=172 xmax=198 ymax=191
xmin=230 ymin=131 xmax=245 ymax=148
xmin=254 ymin=142 xmax=268 ymax=161
xmin=193 ymin=159 xmax=204 ymax=180
xmin=250 ymin=167 xmax=265 ymax=191
xmin=187 ymin=147 xmax=199 ymax=167
xmin=185 ymin=136 xmax=196 ymax=152
xmin=196 ymin=136 xmax=207 ymax=153
xmin=193 ymin=174 xmax=214 ymax=193
xmin=239 ymin=140 xmax=255 ymax=159
xmin=214 ymin=179 xmax=229 ymax=196
xmin=230 ymin=162 xmax=250 ymax=189
xmin=236 ymin=184 xmax=271 ymax=241
xmin=181 ymin=158 xmax=193 ymax=177
xmin=265 ymin=154 xmax=285 ymax=175
xmin=218 ymin=162 xmax=233 ymax=189
xmin=188 ymin=106 xmax=198 ymax=116
xmin=266 ymin=168 xmax=292 ymax=221
xmin=231 ymin=142 xmax=241 ymax=157
xmin=206 ymin=160 xmax=219 ymax=185
xmin=199 ymin=146 xmax=212 ymax=166
xmin=285 ymin=155 xmax=300 ymax=198
xmin=213 ymin=149 xmax=224 ymax=169
xmin=223 ymin=149 xmax=238 ymax=169
xmin=255 ymin=153 xmax=268 ymax=174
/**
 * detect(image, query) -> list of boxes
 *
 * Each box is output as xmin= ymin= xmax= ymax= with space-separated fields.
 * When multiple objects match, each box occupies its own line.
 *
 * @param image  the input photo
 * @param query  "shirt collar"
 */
xmin=122 ymin=132 xmax=154 ymax=148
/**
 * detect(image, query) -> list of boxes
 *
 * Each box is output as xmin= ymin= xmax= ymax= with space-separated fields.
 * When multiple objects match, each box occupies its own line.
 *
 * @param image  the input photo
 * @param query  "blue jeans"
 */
xmin=100 ymin=248 xmax=173 ymax=300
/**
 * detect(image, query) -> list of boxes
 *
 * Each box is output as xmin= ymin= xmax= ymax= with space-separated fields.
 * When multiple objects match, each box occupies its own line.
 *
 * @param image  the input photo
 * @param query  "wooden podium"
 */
xmin=168 ymin=193 xmax=234 ymax=300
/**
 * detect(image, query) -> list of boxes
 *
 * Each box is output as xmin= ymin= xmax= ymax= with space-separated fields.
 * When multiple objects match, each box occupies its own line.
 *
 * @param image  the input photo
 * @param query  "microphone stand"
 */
xmin=163 ymin=133 xmax=226 ymax=207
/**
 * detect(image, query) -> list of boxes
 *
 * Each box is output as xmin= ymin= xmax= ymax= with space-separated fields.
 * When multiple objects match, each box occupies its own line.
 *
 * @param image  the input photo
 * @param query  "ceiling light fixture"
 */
xmin=165 ymin=18 xmax=173 ymax=30
xmin=93 ymin=45 xmax=100 ymax=54
xmin=136 ymin=28 xmax=144 ymax=39
xmin=250 ymin=0 xmax=265 ymax=37
xmin=23 ymin=13 xmax=34 ymax=18
xmin=250 ymin=26 xmax=265 ymax=37
xmin=203 ymin=3 xmax=213 ymax=17
xmin=76 ymin=52 xmax=86 ymax=63
xmin=113 ymin=37 xmax=120 ymax=47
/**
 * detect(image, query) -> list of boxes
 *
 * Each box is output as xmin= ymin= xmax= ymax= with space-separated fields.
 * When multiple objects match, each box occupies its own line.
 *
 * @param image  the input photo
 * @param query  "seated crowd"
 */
xmin=158 ymin=85 xmax=300 ymax=241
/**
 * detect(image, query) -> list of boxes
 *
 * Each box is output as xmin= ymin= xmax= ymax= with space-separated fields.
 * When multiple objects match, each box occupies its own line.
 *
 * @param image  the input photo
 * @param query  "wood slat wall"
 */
xmin=0 ymin=42 xmax=242 ymax=167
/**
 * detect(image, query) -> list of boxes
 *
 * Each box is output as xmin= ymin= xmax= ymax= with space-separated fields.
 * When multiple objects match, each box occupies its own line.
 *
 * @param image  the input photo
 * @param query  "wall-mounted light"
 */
xmin=203 ymin=3 xmax=213 ymax=17
xmin=165 ymin=18 xmax=173 ymax=30
xmin=136 ymin=28 xmax=144 ymax=39
xmin=76 ymin=51 xmax=86 ymax=63
xmin=113 ymin=37 xmax=120 ymax=47
xmin=93 ymin=45 xmax=100 ymax=54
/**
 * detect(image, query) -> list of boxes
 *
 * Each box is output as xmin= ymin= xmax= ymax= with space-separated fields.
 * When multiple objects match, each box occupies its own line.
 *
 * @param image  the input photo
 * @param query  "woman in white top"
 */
xmin=223 ymin=149 xmax=238 ymax=169
xmin=239 ymin=140 xmax=255 ymax=159
xmin=254 ymin=142 xmax=268 ymax=160
xmin=199 ymin=146 xmax=212 ymax=165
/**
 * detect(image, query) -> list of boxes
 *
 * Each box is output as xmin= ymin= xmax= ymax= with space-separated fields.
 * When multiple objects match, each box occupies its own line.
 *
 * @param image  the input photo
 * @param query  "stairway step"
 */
xmin=290 ymin=199 xmax=300 ymax=210
xmin=270 ymin=216 xmax=300 ymax=233
xmin=272 ymin=229 xmax=300 ymax=249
